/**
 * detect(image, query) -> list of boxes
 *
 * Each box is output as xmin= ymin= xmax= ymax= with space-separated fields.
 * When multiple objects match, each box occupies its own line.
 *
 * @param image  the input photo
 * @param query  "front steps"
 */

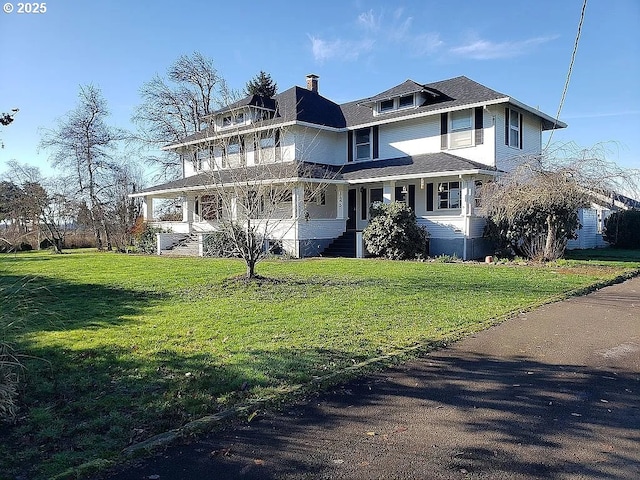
xmin=161 ymin=234 xmax=200 ymax=257
xmin=321 ymin=230 xmax=357 ymax=258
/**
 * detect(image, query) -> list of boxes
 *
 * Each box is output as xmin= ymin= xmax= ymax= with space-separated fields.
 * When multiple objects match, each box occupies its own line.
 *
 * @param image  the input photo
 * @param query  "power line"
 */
xmin=545 ymin=0 xmax=588 ymax=152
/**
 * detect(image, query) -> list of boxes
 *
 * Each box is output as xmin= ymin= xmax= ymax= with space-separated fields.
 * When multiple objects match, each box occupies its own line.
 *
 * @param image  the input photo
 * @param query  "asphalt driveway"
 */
xmin=105 ymin=276 xmax=640 ymax=479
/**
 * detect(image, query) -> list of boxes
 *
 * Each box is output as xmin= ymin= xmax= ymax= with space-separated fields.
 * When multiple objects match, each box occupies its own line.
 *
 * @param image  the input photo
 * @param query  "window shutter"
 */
xmin=426 ymin=183 xmax=434 ymax=212
xmin=474 ymin=107 xmax=484 ymax=145
xmin=504 ymin=108 xmax=509 ymax=146
xmin=440 ymin=113 xmax=448 ymax=150
xmin=409 ymin=184 xmax=416 ymax=212
xmin=275 ymin=129 xmax=280 ymax=147
xmin=519 ymin=113 xmax=524 ymax=149
xmin=360 ymin=188 xmax=367 ymax=220
xmin=347 ymin=131 xmax=354 ymax=162
xmin=372 ymin=125 xmax=379 ymax=159
xmin=395 ymin=186 xmax=403 ymax=203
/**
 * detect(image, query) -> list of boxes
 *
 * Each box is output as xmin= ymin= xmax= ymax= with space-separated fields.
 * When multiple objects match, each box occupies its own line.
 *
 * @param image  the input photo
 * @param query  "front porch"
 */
xmin=136 ymin=173 xmax=494 ymax=259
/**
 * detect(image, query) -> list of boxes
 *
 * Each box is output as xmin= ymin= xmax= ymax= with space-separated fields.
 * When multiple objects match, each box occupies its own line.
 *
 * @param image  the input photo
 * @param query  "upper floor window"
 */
xmin=505 ymin=108 xmax=522 ymax=149
xmin=355 ymin=128 xmax=371 ymax=160
xmin=437 ymin=181 xmax=461 ymax=209
xmin=449 ymin=110 xmax=473 ymax=148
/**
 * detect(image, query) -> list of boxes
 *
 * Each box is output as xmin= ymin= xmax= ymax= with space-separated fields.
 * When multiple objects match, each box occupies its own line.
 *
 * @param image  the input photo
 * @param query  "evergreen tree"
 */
xmin=245 ymin=71 xmax=277 ymax=97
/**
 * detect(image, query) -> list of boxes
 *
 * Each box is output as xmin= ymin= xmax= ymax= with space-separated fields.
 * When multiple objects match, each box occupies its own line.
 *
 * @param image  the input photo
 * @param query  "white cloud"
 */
xmin=308 ymin=8 xmax=444 ymax=64
xmin=309 ymin=35 xmax=375 ymax=64
xmin=450 ymin=35 xmax=558 ymax=60
xmin=357 ymin=10 xmax=380 ymax=32
xmin=410 ymin=32 xmax=445 ymax=56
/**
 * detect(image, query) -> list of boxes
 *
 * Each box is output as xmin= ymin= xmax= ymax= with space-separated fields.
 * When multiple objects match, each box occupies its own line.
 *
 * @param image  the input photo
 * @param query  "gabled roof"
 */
xmin=167 ymin=75 xmax=565 ymax=150
xmin=167 ymin=86 xmax=345 ymax=149
xmin=275 ymin=86 xmax=346 ymax=127
xmin=342 ymin=76 xmax=505 ymax=128
xmin=210 ymin=94 xmax=276 ymax=113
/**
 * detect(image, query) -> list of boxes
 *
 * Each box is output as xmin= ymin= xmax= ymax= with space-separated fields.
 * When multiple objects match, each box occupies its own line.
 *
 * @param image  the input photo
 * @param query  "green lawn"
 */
xmin=1 ymin=250 xmax=638 ymax=479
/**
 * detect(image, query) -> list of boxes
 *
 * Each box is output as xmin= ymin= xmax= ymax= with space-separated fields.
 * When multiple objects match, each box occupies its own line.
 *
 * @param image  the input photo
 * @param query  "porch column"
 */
xmin=292 ymin=185 xmax=305 ymax=219
xmin=460 ymin=176 xmax=472 ymax=261
xmin=142 ymin=196 xmax=153 ymax=221
xmin=383 ymin=181 xmax=395 ymax=204
xmin=182 ymin=196 xmax=194 ymax=223
xmin=336 ymin=185 xmax=347 ymax=219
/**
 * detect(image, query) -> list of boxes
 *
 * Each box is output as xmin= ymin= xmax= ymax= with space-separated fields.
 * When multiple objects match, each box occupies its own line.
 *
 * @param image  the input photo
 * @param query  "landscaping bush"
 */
xmin=130 ymin=218 xmax=164 ymax=254
xmin=604 ymin=210 xmax=640 ymax=249
xmin=363 ymin=201 xmax=429 ymax=260
xmin=202 ymin=224 xmax=249 ymax=258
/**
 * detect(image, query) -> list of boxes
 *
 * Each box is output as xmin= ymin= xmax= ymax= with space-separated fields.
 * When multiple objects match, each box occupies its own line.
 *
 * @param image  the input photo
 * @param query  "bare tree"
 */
xmin=192 ymin=125 xmax=333 ymax=279
xmin=132 ymin=52 xmax=237 ymax=179
xmin=481 ymin=143 xmax=640 ymax=261
xmin=3 ymin=161 xmax=78 ymax=253
xmin=39 ymin=85 xmax=126 ymax=251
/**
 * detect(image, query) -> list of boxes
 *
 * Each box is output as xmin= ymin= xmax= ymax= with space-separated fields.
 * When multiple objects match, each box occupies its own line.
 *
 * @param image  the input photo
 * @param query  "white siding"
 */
xmin=418 ymin=216 xmax=465 ymax=239
xmin=567 ymin=208 xmax=610 ymax=250
xmin=492 ymin=105 xmax=543 ymax=172
xmin=292 ymin=127 xmax=344 ymax=165
xmin=379 ymin=116 xmax=440 ymax=158
xmin=375 ymin=111 xmax=495 ymax=168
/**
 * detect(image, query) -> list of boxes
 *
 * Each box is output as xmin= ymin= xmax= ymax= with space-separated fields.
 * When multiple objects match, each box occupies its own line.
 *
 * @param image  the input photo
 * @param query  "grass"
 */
xmin=0 ymin=249 xmax=638 ymax=479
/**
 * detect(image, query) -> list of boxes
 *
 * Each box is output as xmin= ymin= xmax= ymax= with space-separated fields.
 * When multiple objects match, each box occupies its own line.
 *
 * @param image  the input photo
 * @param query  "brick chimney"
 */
xmin=306 ymin=74 xmax=319 ymax=93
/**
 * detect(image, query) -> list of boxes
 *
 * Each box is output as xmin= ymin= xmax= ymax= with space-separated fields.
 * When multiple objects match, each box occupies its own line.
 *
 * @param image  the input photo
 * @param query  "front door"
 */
xmin=347 ymin=188 xmax=357 ymax=230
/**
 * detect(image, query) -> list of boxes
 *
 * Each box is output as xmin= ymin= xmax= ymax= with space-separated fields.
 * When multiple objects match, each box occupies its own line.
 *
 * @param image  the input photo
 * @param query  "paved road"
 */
xmin=105 ymin=276 xmax=640 ymax=479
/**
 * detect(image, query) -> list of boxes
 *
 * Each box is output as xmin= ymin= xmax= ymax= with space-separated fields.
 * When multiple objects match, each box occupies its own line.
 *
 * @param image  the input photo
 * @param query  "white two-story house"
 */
xmin=132 ymin=74 xmax=566 ymax=259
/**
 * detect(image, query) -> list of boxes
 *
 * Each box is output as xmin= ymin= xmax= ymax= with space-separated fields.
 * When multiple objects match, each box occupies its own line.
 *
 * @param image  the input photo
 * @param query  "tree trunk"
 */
xmin=246 ymin=260 xmax=256 ymax=279
xmin=544 ymin=214 xmax=556 ymax=261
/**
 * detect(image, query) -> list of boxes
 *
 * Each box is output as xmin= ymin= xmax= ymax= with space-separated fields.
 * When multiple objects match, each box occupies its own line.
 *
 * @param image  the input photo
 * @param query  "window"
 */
xmin=399 ymin=94 xmax=414 ymax=108
xmin=200 ymin=195 xmax=222 ymax=220
xmin=449 ymin=110 xmax=473 ymax=148
xmin=224 ymin=137 xmax=244 ymax=165
xmin=380 ymin=99 xmax=394 ymax=112
xmin=437 ymin=181 xmax=461 ymax=209
xmin=505 ymin=108 xmax=522 ymax=148
xmin=355 ymin=128 xmax=371 ymax=160
xmin=220 ymin=111 xmax=246 ymax=129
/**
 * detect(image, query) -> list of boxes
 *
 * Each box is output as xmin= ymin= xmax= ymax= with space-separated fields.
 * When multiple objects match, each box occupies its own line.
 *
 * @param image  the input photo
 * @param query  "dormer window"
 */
xmin=399 ymin=94 xmax=414 ymax=108
xmin=219 ymin=110 xmax=247 ymax=129
xmin=380 ymin=99 xmax=394 ymax=112
xmin=376 ymin=94 xmax=416 ymax=114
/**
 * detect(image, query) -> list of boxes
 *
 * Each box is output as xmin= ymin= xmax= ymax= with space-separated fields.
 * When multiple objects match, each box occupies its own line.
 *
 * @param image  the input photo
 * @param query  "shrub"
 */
xmin=203 ymin=223 xmax=263 ymax=258
xmin=604 ymin=210 xmax=640 ymax=249
xmin=130 ymin=219 xmax=164 ymax=254
xmin=363 ymin=201 xmax=429 ymax=260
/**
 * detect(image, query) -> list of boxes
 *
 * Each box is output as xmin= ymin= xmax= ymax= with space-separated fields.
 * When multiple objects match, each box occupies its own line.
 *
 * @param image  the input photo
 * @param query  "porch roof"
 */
xmin=339 ymin=152 xmax=497 ymax=182
xmin=131 ymin=161 xmax=343 ymax=197
xmin=133 ymin=153 xmax=496 ymax=197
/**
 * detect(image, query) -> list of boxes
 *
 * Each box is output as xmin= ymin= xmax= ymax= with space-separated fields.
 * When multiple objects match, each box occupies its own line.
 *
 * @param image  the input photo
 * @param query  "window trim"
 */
xmin=505 ymin=108 xmax=523 ymax=149
xmin=437 ymin=181 xmax=461 ymax=210
xmin=355 ymin=127 xmax=371 ymax=160
xmin=448 ymin=110 xmax=473 ymax=149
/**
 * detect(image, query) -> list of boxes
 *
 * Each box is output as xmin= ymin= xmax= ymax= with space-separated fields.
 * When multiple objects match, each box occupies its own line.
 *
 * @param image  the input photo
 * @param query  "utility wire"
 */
xmin=545 ymin=0 xmax=588 ymax=152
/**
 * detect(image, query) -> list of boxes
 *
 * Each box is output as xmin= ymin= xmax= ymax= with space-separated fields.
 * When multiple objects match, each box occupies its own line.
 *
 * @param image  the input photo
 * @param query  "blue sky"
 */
xmin=1 ymin=0 xmax=638 ymax=181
